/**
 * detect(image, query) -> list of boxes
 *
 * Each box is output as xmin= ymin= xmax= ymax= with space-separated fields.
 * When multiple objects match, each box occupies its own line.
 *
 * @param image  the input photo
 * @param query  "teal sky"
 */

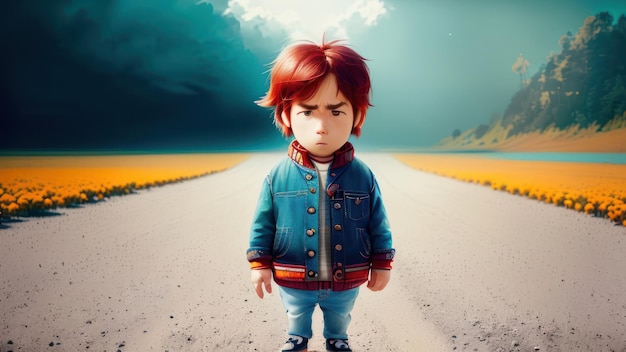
xmin=2 ymin=0 xmax=625 ymax=151
xmin=217 ymin=0 xmax=626 ymax=149
xmin=348 ymin=0 xmax=626 ymax=149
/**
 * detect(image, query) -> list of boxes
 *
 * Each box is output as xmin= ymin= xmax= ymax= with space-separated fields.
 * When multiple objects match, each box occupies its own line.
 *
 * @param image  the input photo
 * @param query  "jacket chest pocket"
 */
xmin=345 ymin=192 xmax=370 ymax=221
xmin=274 ymin=190 xmax=308 ymax=223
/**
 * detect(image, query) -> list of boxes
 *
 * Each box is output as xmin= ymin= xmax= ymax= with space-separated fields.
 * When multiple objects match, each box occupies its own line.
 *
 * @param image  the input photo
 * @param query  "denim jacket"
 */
xmin=247 ymin=141 xmax=395 ymax=291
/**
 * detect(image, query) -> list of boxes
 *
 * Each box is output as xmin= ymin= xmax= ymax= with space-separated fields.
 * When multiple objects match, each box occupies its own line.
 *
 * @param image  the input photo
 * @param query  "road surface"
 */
xmin=1 ymin=153 xmax=625 ymax=351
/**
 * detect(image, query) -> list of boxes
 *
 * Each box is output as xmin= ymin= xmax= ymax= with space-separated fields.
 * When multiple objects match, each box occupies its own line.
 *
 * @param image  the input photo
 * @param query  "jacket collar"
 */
xmin=287 ymin=140 xmax=354 ymax=170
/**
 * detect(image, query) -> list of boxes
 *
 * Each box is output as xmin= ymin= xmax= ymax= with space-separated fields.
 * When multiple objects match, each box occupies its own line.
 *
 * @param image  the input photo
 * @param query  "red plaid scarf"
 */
xmin=287 ymin=140 xmax=354 ymax=170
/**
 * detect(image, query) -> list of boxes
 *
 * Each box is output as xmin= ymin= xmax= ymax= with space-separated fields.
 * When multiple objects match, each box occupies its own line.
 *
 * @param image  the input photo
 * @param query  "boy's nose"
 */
xmin=316 ymin=118 xmax=328 ymax=134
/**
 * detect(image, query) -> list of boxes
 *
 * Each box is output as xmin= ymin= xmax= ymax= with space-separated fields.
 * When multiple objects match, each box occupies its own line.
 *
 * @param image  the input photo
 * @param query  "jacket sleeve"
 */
xmin=369 ymin=178 xmax=395 ymax=270
xmin=247 ymin=175 xmax=275 ymax=269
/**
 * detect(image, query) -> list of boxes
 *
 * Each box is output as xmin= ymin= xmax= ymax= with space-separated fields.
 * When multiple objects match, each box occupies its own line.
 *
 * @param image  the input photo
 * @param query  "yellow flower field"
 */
xmin=395 ymin=154 xmax=626 ymax=227
xmin=0 ymin=153 xmax=248 ymax=217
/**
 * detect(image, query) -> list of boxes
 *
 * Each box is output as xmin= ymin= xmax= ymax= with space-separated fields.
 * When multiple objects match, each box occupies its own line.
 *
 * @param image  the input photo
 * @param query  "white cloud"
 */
xmin=345 ymin=0 xmax=387 ymax=25
xmin=220 ymin=0 xmax=388 ymax=41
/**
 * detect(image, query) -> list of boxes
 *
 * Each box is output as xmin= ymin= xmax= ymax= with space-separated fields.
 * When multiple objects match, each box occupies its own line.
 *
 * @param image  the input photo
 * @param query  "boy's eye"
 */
xmin=298 ymin=111 xmax=312 ymax=116
xmin=331 ymin=110 xmax=344 ymax=116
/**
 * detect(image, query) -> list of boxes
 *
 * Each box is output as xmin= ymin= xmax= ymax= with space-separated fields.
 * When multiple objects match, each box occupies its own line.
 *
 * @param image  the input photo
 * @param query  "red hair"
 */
xmin=256 ymin=39 xmax=372 ymax=137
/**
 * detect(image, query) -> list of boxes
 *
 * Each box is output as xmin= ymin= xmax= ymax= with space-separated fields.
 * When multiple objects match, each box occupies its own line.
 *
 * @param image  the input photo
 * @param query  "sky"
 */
xmin=1 ymin=0 xmax=625 ymax=151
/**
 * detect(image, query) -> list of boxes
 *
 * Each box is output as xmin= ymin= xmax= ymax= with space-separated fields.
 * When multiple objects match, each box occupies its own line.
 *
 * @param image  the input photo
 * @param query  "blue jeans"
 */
xmin=278 ymin=286 xmax=359 ymax=339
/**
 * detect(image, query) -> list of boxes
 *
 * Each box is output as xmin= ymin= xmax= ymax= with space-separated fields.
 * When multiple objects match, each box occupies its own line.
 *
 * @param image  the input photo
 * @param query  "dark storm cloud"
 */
xmin=0 ymin=0 xmax=281 ymax=150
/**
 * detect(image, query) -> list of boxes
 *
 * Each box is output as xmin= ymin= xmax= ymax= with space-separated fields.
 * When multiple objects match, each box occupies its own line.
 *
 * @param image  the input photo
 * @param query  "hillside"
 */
xmin=438 ymin=12 xmax=626 ymax=152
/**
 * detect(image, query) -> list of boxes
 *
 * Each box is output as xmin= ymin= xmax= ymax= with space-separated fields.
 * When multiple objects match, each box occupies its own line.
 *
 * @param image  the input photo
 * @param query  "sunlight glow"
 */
xmin=221 ymin=0 xmax=388 ymax=40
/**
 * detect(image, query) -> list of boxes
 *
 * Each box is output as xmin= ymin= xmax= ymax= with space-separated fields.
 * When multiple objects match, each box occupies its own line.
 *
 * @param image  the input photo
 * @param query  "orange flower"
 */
xmin=396 ymin=154 xmax=626 ymax=227
xmin=7 ymin=202 xmax=19 ymax=213
xmin=0 ymin=154 xmax=248 ymax=217
xmin=17 ymin=196 xmax=31 ymax=206
xmin=0 ymin=193 xmax=16 ymax=204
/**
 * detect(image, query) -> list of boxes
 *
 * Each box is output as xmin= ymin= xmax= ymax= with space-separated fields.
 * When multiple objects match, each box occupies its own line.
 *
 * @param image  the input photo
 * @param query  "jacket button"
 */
xmin=307 ymin=250 xmax=316 ymax=257
xmin=310 ymin=187 xmax=316 ymax=194
xmin=335 ymin=244 xmax=343 ymax=251
xmin=334 ymin=224 xmax=342 ymax=231
xmin=308 ymin=270 xmax=317 ymax=278
xmin=306 ymin=229 xmax=315 ymax=236
xmin=333 ymin=202 xmax=341 ymax=209
xmin=336 ymin=262 xmax=343 ymax=267
xmin=305 ymin=174 xmax=313 ymax=180
xmin=307 ymin=207 xmax=316 ymax=214
xmin=333 ymin=269 xmax=344 ymax=280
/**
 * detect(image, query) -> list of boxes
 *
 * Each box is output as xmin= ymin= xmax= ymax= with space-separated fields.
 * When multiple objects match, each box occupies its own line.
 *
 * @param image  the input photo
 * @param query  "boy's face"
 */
xmin=282 ymin=74 xmax=361 ymax=158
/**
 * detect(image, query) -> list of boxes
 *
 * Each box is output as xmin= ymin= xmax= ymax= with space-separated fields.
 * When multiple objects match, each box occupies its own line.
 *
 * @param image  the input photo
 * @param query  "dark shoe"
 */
xmin=326 ymin=339 xmax=352 ymax=352
xmin=281 ymin=335 xmax=308 ymax=352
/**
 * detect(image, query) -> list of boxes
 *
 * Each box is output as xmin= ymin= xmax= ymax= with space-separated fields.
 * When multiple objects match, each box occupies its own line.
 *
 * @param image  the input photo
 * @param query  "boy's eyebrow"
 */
xmin=295 ymin=102 xmax=347 ymax=110
xmin=296 ymin=102 xmax=318 ymax=110
xmin=326 ymin=102 xmax=346 ymax=110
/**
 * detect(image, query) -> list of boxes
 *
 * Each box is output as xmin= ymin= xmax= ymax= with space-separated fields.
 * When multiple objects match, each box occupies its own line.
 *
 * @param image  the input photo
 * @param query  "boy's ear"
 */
xmin=280 ymin=111 xmax=291 ymax=128
xmin=353 ymin=111 xmax=362 ymax=128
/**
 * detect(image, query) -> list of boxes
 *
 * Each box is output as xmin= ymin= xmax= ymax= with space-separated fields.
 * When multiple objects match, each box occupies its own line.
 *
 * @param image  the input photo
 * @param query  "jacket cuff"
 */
xmin=371 ymin=249 xmax=395 ymax=270
xmin=250 ymin=261 xmax=272 ymax=270
xmin=247 ymin=248 xmax=272 ymax=269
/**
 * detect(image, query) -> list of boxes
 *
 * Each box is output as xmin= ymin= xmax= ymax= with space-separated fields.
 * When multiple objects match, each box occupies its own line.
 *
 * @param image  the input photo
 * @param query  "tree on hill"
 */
xmin=512 ymin=54 xmax=530 ymax=88
xmin=474 ymin=124 xmax=489 ymax=139
xmin=442 ymin=12 xmax=626 ymax=149
xmin=500 ymin=12 xmax=626 ymax=139
xmin=439 ymin=12 xmax=626 ymax=148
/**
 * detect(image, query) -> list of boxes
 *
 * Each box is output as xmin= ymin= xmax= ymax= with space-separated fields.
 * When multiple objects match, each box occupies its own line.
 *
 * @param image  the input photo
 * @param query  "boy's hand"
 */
xmin=367 ymin=269 xmax=391 ymax=291
xmin=251 ymin=268 xmax=273 ymax=298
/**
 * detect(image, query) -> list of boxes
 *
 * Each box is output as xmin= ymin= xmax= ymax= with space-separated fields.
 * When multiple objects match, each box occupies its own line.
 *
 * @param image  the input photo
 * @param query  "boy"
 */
xmin=247 ymin=39 xmax=395 ymax=352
